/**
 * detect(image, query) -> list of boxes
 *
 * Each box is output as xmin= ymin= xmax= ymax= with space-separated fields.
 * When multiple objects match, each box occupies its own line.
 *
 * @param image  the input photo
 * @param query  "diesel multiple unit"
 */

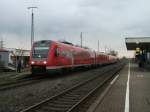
xmin=30 ymin=40 xmax=117 ymax=74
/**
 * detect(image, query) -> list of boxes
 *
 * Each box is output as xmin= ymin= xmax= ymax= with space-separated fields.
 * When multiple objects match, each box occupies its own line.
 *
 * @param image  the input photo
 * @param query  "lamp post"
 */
xmin=28 ymin=7 xmax=37 ymax=48
xmin=98 ymin=40 xmax=99 ymax=52
xmin=80 ymin=32 xmax=83 ymax=48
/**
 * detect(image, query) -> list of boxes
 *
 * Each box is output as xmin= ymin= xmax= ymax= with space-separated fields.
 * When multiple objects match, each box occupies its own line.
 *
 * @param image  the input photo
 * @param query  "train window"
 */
xmin=32 ymin=41 xmax=51 ymax=58
xmin=34 ymin=40 xmax=50 ymax=47
xmin=65 ymin=51 xmax=72 ymax=58
xmin=72 ymin=51 xmax=76 ymax=56
xmin=60 ymin=49 xmax=71 ymax=58
xmin=54 ymin=48 xmax=59 ymax=57
xmin=61 ymin=50 xmax=66 ymax=57
xmin=68 ymin=51 xmax=73 ymax=58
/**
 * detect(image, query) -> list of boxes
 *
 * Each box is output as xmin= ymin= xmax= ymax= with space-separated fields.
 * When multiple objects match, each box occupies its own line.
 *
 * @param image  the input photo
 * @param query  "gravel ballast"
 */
xmin=0 ymin=64 xmax=119 ymax=112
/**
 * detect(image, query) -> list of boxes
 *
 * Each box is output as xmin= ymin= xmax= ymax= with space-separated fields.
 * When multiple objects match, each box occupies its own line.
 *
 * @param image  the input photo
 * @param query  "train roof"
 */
xmin=34 ymin=40 xmax=117 ymax=58
xmin=125 ymin=37 xmax=150 ymax=50
xmin=34 ymin=40 xmax=51 ymax=43
xmin=34 ymin=40 xmax=91 ymax=50
xmin=53 ymin=40 xmax=91 ymax=51
xmin=59 ymin=41 xmax=74 ymax=46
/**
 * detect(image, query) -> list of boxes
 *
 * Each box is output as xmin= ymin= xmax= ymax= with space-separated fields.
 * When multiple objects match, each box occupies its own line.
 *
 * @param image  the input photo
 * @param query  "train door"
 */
xmin=60 ymin=49 xmax=68 ymax=65
xmin=62 ymin=49 xmax=74 ymax=66
xmin=54 ymin=46 xmax=63 ymax=66
xmin=55 ymin=47 xmax=70 ymax=66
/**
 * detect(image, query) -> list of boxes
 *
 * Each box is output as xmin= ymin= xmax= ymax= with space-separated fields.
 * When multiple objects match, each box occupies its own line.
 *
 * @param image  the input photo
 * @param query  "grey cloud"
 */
xmin=0 ymin=0 xmax=150 ymax=56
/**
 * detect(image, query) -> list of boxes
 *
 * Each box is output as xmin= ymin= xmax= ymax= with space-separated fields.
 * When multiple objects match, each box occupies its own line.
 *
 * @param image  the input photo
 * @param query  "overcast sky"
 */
xmin=1 ymin=0 xmax=150 ymax=57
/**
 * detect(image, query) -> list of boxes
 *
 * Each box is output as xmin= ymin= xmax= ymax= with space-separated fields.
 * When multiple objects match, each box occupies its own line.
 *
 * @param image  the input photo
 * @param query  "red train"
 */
xmin=30 ymin=40 xmax=118 ymax=74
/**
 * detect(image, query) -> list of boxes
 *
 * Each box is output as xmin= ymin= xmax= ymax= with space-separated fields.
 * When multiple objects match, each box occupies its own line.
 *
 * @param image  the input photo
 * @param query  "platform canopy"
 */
xmin=125 ymin=37 xmax=150 ymax=50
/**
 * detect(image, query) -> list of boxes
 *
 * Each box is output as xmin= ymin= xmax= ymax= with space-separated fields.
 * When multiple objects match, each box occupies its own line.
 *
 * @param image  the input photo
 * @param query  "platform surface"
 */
xmin=94 ymin=63 xmax=150 ymax=112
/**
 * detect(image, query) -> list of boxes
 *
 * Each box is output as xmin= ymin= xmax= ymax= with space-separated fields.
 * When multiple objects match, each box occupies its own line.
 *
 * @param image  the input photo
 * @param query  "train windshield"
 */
xmin=32 ymin=40 xmax=51 ymax=58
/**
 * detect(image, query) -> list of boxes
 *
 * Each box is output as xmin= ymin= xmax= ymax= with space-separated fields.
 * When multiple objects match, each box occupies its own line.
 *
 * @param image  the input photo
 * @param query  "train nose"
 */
xmin=31 ymin=60 xmax=47 ymax=65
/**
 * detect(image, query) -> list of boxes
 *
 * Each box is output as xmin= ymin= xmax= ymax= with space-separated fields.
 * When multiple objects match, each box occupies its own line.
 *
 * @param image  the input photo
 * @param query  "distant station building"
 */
xmin=125 ymin=37 xmax=150 ymax=67
xmin=0 ymin=49 xmax=9 ymax=67
xmin=0 ymin=48 xmax=30 ymax=71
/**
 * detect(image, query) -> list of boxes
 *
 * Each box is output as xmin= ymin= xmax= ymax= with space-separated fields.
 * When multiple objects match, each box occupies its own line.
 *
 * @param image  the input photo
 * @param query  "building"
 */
xmin=0 ymin=49 xmax=9 ymax=67
xmin=125 ymin=37 xmax=150 ymax=67
xmin=0 ymin=48 xmax=30 ymax=71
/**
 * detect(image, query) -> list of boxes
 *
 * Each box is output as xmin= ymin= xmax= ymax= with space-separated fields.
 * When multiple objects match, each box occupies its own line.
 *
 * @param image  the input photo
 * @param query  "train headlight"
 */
xmin=31 ymin=61 xmax=35 ymax=64
xmin=43 ymin=61 xmax=47 ymax=64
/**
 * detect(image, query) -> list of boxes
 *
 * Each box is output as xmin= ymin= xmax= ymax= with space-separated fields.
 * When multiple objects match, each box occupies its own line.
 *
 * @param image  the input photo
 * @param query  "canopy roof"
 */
xmin=125 ymin=37 xmax=150 ymax=50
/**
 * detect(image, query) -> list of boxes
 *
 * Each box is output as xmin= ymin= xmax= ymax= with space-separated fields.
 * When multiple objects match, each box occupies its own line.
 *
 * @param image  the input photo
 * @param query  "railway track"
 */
xmin=20 ymin=63 xmax=124 ymax=112
xmin=0 ymin=63 xmax=121 ymax=91
xmin=0 ymin=74 xmax=49 ymax=91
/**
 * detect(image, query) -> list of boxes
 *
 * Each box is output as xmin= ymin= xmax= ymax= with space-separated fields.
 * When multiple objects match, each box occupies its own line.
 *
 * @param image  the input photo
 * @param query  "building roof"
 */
xmin=0 ymin=48 xmax=30 ymax=56
xmin=0 ymin=49 xmax=9 ymax=52
xmin=125 ymin=37 xmax=150 ymax=50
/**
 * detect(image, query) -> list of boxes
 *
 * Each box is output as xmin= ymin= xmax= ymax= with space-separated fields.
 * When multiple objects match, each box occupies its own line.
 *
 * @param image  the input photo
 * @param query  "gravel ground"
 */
xmin=0 ymin=64 xmax=119 ymax=112
xmin=0 ymin=71 xmax=31 ymax=85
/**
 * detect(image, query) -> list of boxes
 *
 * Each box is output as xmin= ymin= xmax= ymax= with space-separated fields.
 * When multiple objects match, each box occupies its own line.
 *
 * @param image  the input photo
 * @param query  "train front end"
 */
xmin=30 ymin=40 xmax=51 ymax=74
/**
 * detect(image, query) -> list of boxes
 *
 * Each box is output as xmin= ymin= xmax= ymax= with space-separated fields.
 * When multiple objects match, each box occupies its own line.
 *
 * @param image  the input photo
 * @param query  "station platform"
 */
xmin=89 ymin=62 xmax=150 ymax=112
